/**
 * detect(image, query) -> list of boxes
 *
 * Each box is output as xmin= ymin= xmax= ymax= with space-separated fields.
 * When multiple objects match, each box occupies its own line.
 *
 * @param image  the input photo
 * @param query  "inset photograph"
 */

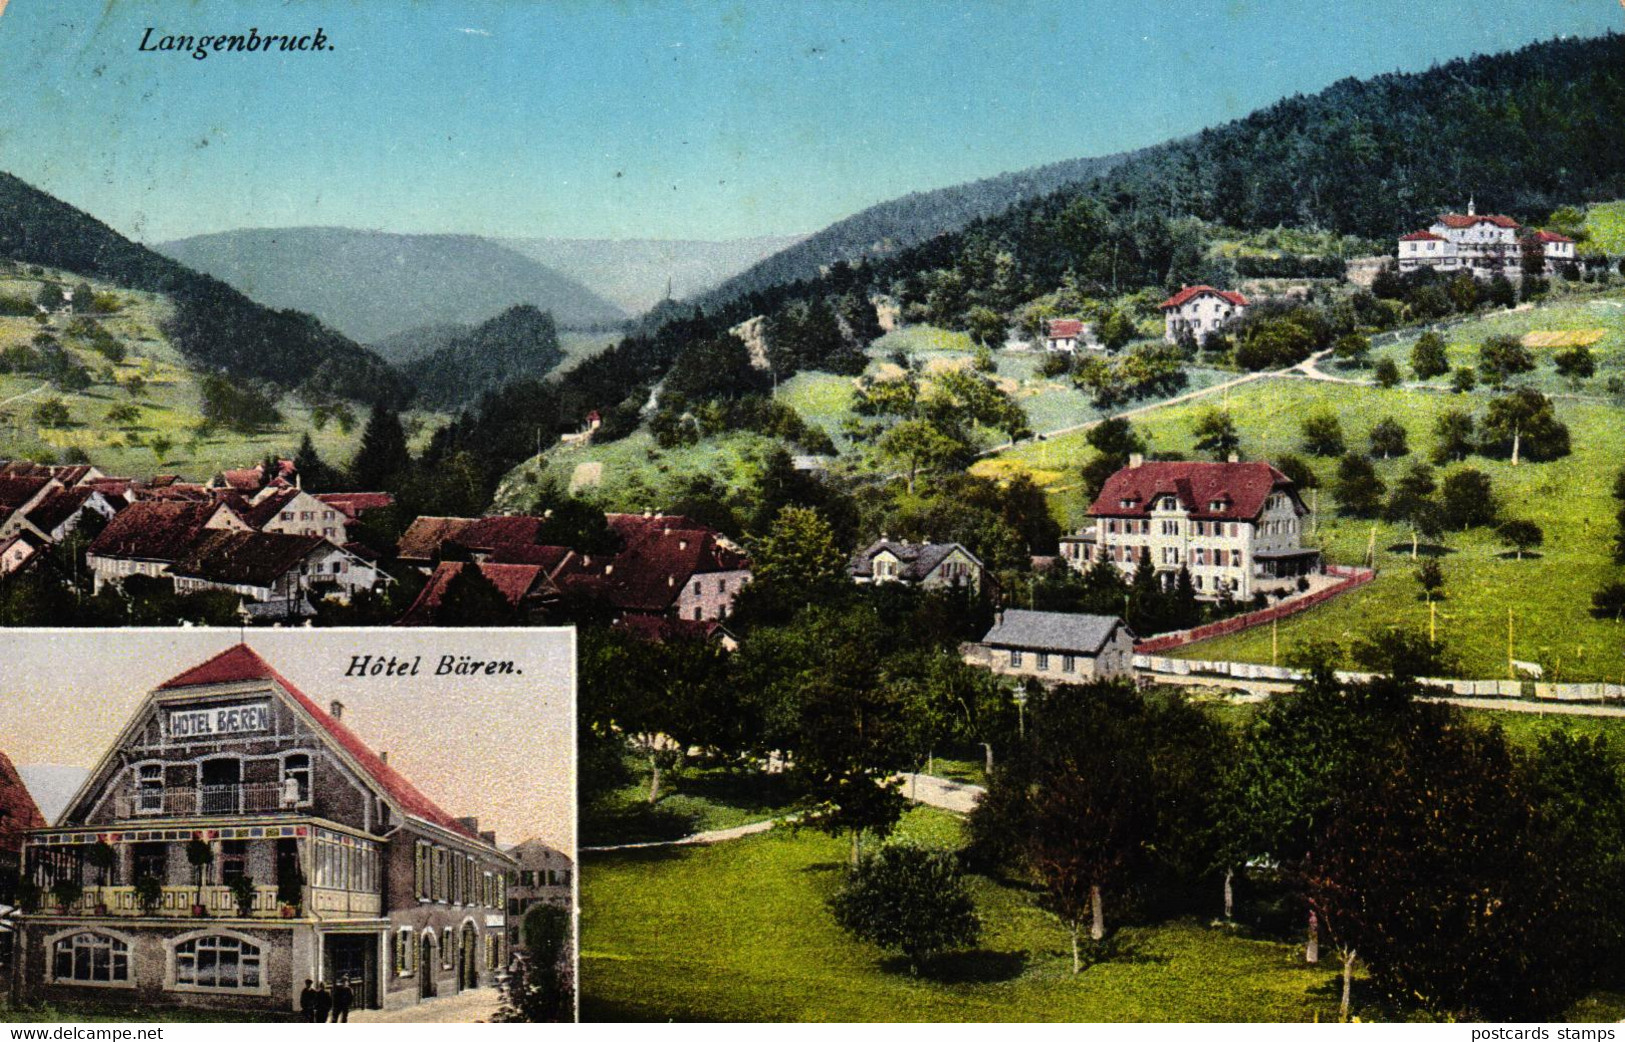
xmin=0 ymin=628 xmax=575 ymax=1023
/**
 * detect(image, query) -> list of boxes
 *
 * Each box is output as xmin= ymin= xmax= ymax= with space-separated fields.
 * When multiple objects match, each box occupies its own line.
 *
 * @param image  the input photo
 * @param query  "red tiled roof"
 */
xmin=397 ymin=516 xmax=478 ymax=561
xmin=1088 ymin=460 xmax=1299 ymax=522
xmin=0 ymin=748 xmax=47 ymax=853
xmin=0 ymin=475 xmax=52 ymax=511
xmin=611 ymin=614 xmax=726 ymax=644
xmin=1399 ymin=231 xmax=1446 ymax=242
xmin=1529 ymin=230 xmax=1575 ymax=244
xmin=484 ymin=543 xmax=574 ymax=571
xmin=1159 ymin=285 xmax=1249 ymax=310
xmin=400 ymin=561 xmax=551 ymax=625
xmin=238 ymin=488 xmax=302 ymax=530
xmin=170 ymin=530 xmax=326 ymax=588
xmin=315 ymin=492 xmax=395 ymax=519
xmin=1438 ymin=213 xmax=1519 ymax=229
xmin=555 ymin=514 xmax=751 ymax=613
xmin=1047 ymin=319 xmax=1085 ymax=339
xmin=87 ymin=500 xmax=216 ymax=562
xmin=24 ymin=487 xmax=97 ymax=535
xmin=156 ymin=645 xmax=484 ymax=841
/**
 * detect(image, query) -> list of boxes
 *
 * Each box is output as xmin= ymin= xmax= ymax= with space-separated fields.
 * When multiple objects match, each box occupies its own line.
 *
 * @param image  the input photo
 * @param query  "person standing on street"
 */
xmin=299 ymin=979 xmax=317 ymax=1022
xmin=331 ymin=977 xmax=354 ymax=1022
xmin=312 ymin=980 xmax=333 ymax=1023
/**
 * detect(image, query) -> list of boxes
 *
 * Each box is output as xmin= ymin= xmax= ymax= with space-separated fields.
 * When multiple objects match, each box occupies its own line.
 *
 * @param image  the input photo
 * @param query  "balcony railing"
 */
xmin=114 ymin=782 xmax=291 ymax=819
xmin=38 ymin=883 xmax=381 ymax=920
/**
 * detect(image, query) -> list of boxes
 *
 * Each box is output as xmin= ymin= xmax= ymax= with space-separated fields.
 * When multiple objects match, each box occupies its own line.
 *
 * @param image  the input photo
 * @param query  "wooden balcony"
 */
xmin=113 ymin=782 xmax=288 ymax=819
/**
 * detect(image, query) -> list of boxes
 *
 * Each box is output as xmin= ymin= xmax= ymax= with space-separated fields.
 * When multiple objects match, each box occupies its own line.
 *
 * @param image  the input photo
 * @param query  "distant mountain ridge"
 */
xmin=157 ymin=227 xmax=627 ymax=343
xmin=501 ymin=235 xmax=806 ymax=314
xmin=694 ymin=149 xmax=1141 ymax=307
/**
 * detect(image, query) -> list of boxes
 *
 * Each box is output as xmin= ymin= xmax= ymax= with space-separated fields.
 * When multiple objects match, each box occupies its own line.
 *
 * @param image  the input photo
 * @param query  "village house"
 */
xmin=1043 ymin=318 xmax=1095 ymax=353
xmin=848 ymin=539 xmax=986 ymax=595
xmin=1524 ymin=229 xmax=1578 ymax=273
xmin=398 ymin=561 xmax=565 ymax=626
xmin=6 ymin=487 xmax=124 ymax=544
xmin=85 ymin=501 xmax=248 ymax=593
xmin=964 ymin=609 xmax=1137 ymax=683
xmin=208 ymin=460 xmax=297 ymax=495
xmin=168 ymin=531 xmax=384 ymax=619
xmin=0 ymin=476 xmax=61 ymax=540
xmin=1063 ymin=456 xmax=1319 ymax=601
xmin=1396 ymin=200 xmax=1527 ymax=278
xmin=0 ymin=532 xmax=46 ymax=578
xmin=396 ymin=511 xmax=753 ymax=625
xmin=1159 ymin=286 xmax=1249 ymax=344
xmin=0 ymin=462 xmax=104 ymax=488
xmin=13 ymin=645 xmax=515 ymax=1017
xmin=503 ymin=839 xmax=573 ymax=948
xmin=226 ymin=487 xmax=353 ymax=545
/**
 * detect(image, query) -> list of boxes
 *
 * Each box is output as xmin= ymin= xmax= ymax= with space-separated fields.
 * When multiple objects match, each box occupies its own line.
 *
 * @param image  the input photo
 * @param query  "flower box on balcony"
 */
xmin=191 ymin=903 xmax=208 ymax=917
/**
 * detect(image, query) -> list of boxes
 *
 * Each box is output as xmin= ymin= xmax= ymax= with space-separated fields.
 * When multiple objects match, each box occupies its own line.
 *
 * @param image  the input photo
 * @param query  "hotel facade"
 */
xmin=11 ymin=645 xmax=515 ymax=1018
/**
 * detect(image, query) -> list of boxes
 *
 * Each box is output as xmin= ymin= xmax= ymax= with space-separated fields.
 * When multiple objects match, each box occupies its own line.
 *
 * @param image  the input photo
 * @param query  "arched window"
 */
xmin=52 ymin=932 xmax=130 ymax=984
xmin=174 ymin=934 xmax=262 ymax=990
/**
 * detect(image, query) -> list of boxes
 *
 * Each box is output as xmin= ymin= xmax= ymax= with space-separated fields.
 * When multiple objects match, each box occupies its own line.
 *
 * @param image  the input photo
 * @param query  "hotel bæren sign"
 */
xmin=166 ymin=701 xmax=271 ymax=738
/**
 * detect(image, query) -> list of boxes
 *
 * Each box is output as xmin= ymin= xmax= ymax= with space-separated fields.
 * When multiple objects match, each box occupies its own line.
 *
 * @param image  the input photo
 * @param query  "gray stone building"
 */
xmin=504 ymin=839 xmax=573 ymax=948
xmin=13 ymin=645 xmax=514 ymax=1018
xmin=965 ymin=610 xmax=1136 ymax=683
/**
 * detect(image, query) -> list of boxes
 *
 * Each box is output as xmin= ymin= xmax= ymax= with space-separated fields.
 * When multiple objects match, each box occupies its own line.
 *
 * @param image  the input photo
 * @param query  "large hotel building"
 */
xmin=11 ymin=645 xmax=516 ymax=1017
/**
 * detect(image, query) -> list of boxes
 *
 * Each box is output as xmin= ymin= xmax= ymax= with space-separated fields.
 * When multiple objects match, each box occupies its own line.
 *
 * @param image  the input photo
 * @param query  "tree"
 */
xmin=1478 ymin=388 xmax=1570 ymax=462
xmin=965 ymin=306 xmax=1006 ymax=349
xmin=1192 ymin=408 xmax=1240 ymax=461
xmin=1332 ymin=333 xmax=1370 ymax=368
xmin=1438 ymin=468 xmax=1497 ymax=530
xmin=350 ymin=404 xmax=411 ymax=490
xmin=1478 ymin=334 xmax=1535 ymax=387
xmin=1449 ymin=366 xmax=1478 ymax=394
xmin=148 ymin=434 xmax=174 ymax=465
xmin=1300 ymin=411 xmax=1345 ymax=457
xmin=751 ymin=505 xmax=847 ymax=593
xmin=1372 ymin=357 xmax=1401 ymax=389
xmin=1497 ymin=519 xmax=1543 ymax=560
xmin=1411 ymin=332 xmax=1449 ymax=380
xmin=496 ymin=903 xmax=574 ymax=1022
xmin=877 ymin=419 xmax=968 ymax=495
xmin=828 ymin=843 xmax=981 ymax=974
xmin=1097 ymin=309 xmax=1137 ymax=351
xmin=1431 ymin=409 xmax=1476 ymax=464
xmin=433 ymin=564 xmax=519 ymax=626
xmin=1385 ymin=462 xmax=1439 ymax=557
xmin=1333 ymin=453 xmax=1385 ymax=517
xmin=32 ymin=397 xmax=69 ymax=427
xmin=1553 ymin=345 xmax=1596 ymax=386
xmin=1415 ymin=558 xmax=1445 ymax=603
xmin=1367 ymin=417 xmax=1408 ymax=459
xmin=292 ymin=433 xmax=344 ymax=493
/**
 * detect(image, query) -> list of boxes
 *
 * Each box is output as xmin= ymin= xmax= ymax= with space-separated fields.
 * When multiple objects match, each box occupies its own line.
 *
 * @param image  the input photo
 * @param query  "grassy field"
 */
xmin=1349 ymin=290 xmax=1625 ymax=398
xmin=984 ymin=375 xmax=1625 ymax=682
xmin=582 ymin=805 xmax=1356 ymax=1023
xmin=584 ymin=756 xmax=800 ymax=847
xmin=0 ymin=267 xmax=429 ymax=479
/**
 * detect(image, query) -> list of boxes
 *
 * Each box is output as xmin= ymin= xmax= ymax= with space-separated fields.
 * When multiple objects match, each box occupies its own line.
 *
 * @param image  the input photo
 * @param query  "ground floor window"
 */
xmin=52 ymin=932 xmax=129 ymax=984
xmin=174 ymin=934 xmax=262 ymax=990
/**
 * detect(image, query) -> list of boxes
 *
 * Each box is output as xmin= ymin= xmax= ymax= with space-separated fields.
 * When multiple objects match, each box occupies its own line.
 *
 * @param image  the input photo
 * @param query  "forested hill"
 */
xmin=403 ymin=304 xmax=567 ymax=411
xmin=695 ymin=150 xmax=1141 ymax=306
xmin=0 ymin=174 xmax=406 ymax=405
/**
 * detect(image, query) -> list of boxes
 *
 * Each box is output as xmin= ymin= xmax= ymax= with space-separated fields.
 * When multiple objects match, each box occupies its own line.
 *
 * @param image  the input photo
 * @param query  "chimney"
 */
xmin=379 ymin=751 xmax=388 ymax=765
xmin=678 ymin=538 xmax=688 ymax=551
xmin=542 ymin=508 xmax=553 ymax=520
xmin=604 ymin=563 xmax=614 ymax=575
xmin=1128 ymin=453 xmax=1144 ymax=468
xmin=1228 ymin=452 xmax=1240 ymax=463
xmin=456 ymin=816 xmax=480 ymax=834
xmin=329 ymin=700 xmax=344 ymax=720
xmin=667 ymin=574 xmax=675 ymax=587
xmin=480 ymin=830 xmax=498 ymax=846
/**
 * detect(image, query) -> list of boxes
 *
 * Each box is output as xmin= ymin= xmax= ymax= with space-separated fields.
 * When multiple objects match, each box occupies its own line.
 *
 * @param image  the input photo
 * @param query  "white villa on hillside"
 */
xmin=1159 ymin=286 xmax=1249 ymax=344
xmin=1396 ymin=199 xmax=1576 ymax=278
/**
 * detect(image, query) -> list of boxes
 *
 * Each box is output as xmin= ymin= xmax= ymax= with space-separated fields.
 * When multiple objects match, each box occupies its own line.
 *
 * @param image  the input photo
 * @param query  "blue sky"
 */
xmin=0 ymin=0 xmax=1618 ymax=242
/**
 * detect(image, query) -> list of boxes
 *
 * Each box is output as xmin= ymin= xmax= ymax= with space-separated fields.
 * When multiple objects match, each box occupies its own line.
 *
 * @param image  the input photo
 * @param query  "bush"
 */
xmin=828 ymin=842 xmax=981 ymax=973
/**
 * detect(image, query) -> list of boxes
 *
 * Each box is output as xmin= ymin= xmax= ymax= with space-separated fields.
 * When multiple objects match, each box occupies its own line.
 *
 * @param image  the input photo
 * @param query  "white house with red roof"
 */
xmin=1044 ymin=318 xmax=1096 ymax=353
xmin=1397 ymin=199 xmax=1524 ymax=278
xmin=1062 ymin=456 xmax=1319 ymax=600
xmin=1524 ymin=229 xmax=1577 ymax=273
xmin=14 ymin=645 xmax=516 ymax=1016
xmin=1158 ymin=286 xmax=1249 ymax=344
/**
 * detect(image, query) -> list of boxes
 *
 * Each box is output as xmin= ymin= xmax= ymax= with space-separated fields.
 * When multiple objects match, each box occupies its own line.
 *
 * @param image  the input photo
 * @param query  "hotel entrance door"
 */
xmin=323 ymin=934 xmax=378 ymax=1010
